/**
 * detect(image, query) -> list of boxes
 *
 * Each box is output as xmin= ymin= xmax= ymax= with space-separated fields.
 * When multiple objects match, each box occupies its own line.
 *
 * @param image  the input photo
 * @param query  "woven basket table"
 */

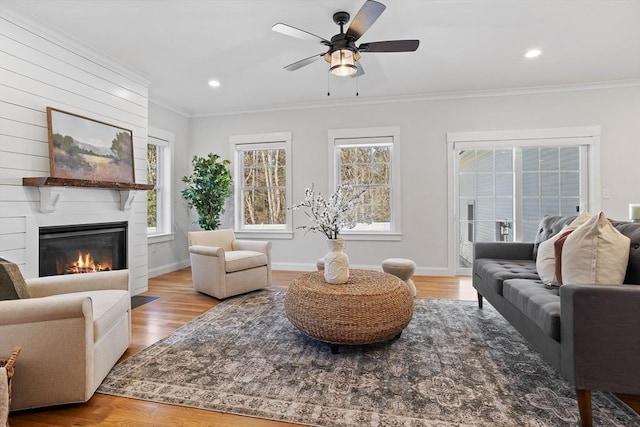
xmin=284 ymin=269 xmax=414 ymax=353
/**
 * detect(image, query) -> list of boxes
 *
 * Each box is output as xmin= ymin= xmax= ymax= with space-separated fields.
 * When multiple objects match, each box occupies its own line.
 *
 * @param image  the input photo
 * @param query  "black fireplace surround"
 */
xmin=39 ymin=222 xmax=127 ymax=277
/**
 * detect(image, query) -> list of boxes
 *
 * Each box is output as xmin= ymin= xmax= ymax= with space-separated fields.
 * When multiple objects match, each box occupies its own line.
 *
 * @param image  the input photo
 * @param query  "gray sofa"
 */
xmin=472 ymin=216 xmax=640 ymax=427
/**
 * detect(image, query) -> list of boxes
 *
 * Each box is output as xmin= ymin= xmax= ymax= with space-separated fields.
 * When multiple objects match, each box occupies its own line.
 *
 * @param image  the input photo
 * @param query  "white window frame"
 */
xmin=230 ymin=132 xmax=293 ymax=239
xmin=447 ymin=126 xmax=601 ymax=275
xmin=328 ymin=126 xmax=402 ymax=241
xmin=147 ymin=126 xmax=174 ymax=244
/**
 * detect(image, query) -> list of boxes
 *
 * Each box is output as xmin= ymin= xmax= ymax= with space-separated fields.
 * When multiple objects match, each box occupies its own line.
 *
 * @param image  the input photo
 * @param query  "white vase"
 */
xmin=324 ymin=239 xmax=349 ymax=284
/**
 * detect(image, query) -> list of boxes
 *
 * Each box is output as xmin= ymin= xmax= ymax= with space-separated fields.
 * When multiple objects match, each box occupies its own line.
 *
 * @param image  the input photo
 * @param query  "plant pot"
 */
xmin=324 ymin=238 xmax=349 ymax=284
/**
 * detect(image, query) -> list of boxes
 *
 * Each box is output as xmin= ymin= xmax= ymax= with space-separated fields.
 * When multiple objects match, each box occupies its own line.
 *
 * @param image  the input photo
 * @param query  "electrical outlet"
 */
xmin=602 ymin=188 xmax=611 ymax=199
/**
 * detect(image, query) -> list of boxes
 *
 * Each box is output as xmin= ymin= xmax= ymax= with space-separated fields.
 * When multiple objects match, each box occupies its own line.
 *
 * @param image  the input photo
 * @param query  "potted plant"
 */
xmin=181 ymin=153 xmax=232 ymax=230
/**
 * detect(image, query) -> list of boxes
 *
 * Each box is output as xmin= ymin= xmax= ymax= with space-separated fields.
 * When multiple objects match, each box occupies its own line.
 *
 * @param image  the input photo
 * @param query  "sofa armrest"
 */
xmin=560 ymin=284 xmax=640 ymax=394
xmin=26 ymin=269 xmax=129 ymax=298
xmin=473 ymin=242 xmax=534 ymax=260
xmin=189 ymin=245 xmax=224 ymax=258
xmin=232 ymin=239 xmax=272 ymax=254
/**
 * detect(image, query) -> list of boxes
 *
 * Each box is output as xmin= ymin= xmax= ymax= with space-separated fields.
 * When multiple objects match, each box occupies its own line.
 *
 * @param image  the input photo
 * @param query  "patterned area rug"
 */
xmin=98 ymin=290 xmax=639 ymax=426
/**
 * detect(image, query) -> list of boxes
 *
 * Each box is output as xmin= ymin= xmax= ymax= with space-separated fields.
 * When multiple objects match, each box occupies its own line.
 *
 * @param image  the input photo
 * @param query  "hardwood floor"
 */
xmin=8 ymin=269 xmax=638 ymax=426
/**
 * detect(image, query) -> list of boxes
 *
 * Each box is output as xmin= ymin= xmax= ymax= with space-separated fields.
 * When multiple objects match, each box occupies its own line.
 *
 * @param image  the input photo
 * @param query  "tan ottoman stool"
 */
xmin=382 ymin=258 xmax=417 ymax=297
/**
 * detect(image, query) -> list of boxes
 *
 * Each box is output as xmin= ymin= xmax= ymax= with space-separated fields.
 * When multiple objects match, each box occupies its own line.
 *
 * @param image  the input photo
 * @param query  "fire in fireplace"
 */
xmin=39 ymin=222 xmax=127 ymax=277
xmin=66 ymin=251 xmax=112 ymax=274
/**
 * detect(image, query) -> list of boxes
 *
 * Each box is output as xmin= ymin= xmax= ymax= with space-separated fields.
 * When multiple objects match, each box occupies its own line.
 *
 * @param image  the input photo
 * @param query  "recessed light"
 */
xmin=524 ymin=49 xmax=542 ymax=59
xmin=208 ymin=80 xmax=221 ymax=88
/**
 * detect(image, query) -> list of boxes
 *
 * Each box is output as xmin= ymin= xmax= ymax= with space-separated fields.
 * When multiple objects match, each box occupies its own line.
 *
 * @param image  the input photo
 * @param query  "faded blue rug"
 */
xmin=99 ymin=289 xmax=639 ymax=426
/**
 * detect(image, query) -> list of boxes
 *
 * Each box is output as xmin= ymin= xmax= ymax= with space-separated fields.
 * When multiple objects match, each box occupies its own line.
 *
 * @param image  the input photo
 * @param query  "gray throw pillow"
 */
xmin=0 ymin=258 xmax=31 ymax=300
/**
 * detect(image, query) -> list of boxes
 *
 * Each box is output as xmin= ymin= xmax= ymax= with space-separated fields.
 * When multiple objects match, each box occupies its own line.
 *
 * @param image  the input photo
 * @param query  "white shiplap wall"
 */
xmin=0 ymin=8 xmax=151 ymax=294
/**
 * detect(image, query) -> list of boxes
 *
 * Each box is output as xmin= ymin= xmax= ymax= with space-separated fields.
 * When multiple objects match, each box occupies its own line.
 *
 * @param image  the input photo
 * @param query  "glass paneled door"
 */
xmin=458 ymin=149 xmax=513 ymax=268
xmin=456 ymin=144 xmax=588 ymax=271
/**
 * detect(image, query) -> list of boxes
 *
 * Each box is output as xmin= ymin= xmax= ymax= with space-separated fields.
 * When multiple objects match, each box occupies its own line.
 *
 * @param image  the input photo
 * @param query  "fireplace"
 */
xmin=39 ymin=222 xmax=127 ymax=277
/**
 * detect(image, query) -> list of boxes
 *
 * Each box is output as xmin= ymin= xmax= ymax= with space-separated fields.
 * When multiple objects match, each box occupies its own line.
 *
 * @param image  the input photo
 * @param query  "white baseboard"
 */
xmin=148 ymin=258 xmax=191 ymax=278
xmin=271 ymin=262 xmax=453 ymax=276
xmin=415 ymin=266 xmax=453 ymax=276
xmin=271 ymin=262 xmax=316 ymax=272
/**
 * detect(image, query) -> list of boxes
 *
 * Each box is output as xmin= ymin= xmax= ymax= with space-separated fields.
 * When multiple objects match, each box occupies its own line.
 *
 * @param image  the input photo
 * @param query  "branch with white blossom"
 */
xmin=289 ymin=184 xmax=370 ymax=239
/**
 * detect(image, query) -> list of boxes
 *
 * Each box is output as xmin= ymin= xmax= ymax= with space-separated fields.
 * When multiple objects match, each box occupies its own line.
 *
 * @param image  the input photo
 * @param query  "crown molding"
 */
xmin=148 ymin=98 xmax=192 ymax=118
xmin=0 ymin=3 xmax=151 ymax=88
xmin=192 ymin=78 xmax=640 ymax=119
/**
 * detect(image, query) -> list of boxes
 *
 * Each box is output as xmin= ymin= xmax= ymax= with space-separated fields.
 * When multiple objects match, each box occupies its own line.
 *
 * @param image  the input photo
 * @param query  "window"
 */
xmin=231 ymin=132 xmax=292 ymax=238
xmin=147 ymin=127 xmax=173 ymax=242
xmin=329 ymin=127 xmax=401 ymax=240
xmin=448 ymin=127 xmax=600 ymax=274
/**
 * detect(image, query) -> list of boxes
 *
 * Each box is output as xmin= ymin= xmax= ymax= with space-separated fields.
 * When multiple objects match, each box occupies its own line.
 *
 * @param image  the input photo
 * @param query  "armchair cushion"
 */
xmin=225 ymin=251 xmax=268 ymax=273
xmin=0 ymin=259 xmax=30 ymax=300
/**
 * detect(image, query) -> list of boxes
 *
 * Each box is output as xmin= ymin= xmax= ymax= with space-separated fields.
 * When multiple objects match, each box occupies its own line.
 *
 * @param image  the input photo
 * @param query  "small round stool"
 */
xmin=382 ymin=258 xmax=417 ymax=297
xmin=316 ymin=258 xmax=324 ymax=271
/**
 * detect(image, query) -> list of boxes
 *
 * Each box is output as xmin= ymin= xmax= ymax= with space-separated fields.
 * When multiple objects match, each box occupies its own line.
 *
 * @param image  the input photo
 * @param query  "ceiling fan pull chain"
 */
xmin=356 ymin=78 xmax=359 ymax=96
xmin=327 ymin=73 xmax=331 ymax=96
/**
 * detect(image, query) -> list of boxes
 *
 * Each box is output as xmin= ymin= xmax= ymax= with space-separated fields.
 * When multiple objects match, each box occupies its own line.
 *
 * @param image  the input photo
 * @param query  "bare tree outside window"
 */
xmin=338 ymin=145 xmax=391 ymax=227
xmin=242 ymin=148 xmax=286 ymax=226
xmin=147 ymin=144 xmax=158 ymax=230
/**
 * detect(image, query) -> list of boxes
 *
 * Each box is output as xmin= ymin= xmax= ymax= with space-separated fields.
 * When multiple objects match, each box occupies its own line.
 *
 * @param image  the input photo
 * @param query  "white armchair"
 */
xmin=188 ymin=229 xmax=272 ymax=299
xmin=0 ymin=267 xmax=131 ymax=411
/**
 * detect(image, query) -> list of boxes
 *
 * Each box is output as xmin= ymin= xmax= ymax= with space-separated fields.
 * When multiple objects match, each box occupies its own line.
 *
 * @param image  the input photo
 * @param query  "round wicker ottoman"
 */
xmin=284 ymin=269 xmax=414 ymax=353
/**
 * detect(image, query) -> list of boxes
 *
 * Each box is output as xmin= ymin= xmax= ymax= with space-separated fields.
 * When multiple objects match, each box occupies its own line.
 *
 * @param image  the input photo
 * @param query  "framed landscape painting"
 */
xmin=46 ymin=107 xmax=135 ymax=183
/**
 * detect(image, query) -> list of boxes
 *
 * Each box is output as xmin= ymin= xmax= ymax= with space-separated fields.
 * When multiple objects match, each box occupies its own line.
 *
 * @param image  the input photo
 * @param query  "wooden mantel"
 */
xmin=23 ymin=177 xmax=154 ymax=213
xmin=23 ymin=177 xmax=154 ymax=190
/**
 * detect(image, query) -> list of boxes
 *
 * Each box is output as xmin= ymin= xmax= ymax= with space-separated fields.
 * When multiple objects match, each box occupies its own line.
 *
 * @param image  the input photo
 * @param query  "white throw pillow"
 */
xmin=561 ymin=212 xmax=630 ymax=285
xmin=536 ymin=212 xmax=591 ymax=285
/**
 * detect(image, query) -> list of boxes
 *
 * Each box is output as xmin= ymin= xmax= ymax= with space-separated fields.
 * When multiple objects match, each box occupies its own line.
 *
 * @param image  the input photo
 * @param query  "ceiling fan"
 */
xmin=272 ymin=0 xmax=419 ymax=78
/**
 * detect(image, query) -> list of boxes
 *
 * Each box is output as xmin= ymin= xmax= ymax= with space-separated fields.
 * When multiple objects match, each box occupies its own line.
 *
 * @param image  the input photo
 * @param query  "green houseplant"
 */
xmin=181 ymin=153 xmax=232 ymax=230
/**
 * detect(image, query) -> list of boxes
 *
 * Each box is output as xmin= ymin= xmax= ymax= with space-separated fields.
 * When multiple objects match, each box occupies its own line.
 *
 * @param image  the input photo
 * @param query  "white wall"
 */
xmin=188 ymin=85 xmax=640 ymax=275
xmin=0 ymin=8 xmax=151 ymax=294
xmin=3 ymin=2 xmax=637 ymax=279
xmin=147 ymin=102 xmax=191 ymax=276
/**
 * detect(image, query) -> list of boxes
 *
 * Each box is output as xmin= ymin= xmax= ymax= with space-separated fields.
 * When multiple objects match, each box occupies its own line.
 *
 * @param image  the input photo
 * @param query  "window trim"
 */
xmin=446 ymin=126 xmax=601 ymax=275
xmin=230 ymin=132 xmax=293 ymax=239
xmin=328 ymin=126 xmax=402 ymax=241
xmin=147 ymin=126 xmax=174 ymax=244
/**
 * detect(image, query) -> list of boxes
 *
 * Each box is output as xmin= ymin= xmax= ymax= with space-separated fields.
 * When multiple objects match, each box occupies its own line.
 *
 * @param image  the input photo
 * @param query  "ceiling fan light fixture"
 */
xmin=329 ymin=48 xmax=357 ymax=76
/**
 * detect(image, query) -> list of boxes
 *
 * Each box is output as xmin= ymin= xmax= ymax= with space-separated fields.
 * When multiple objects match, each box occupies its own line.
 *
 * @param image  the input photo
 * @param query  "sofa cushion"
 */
xmin=225 ymin=250 xmax=268 ymax=273
xmin=536 ymin=212 xmax=591 ymax=285
xmin=553 ymin=231 xmax=573 ymax=285
xmin=562 ymin=212 xmax=630 ymax=285
xmin=503 ymin=279 xmax=561 ymax=341
xmin=533 ymin=215 xmax=577 ymax=259
xmin=610 ymin=221 xmax=640 ymax=284
xmin=46 ymin=290 xmax=130 ymax=341
xmin=474 ymin=259 xmax=539 ymax=296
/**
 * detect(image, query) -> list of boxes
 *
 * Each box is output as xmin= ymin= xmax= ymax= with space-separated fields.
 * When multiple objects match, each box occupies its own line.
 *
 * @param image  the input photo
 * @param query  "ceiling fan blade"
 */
xmin=346 ymin=0 xmax=386 ymax=42
xmin=283 ymin=53 xmax=325 ymax=71
xmin=272 ymin=23 xmax=330 ymax=45
xmin=359 ymin=40 xmax=420 ymax=53
xmin=352 ymin=61 xmax=365 ymax=78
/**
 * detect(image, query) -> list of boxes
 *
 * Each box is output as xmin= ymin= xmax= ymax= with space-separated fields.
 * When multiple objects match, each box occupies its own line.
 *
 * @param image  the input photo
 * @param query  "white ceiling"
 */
xmin=4 ymin=0 xmax=640 ymax=117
